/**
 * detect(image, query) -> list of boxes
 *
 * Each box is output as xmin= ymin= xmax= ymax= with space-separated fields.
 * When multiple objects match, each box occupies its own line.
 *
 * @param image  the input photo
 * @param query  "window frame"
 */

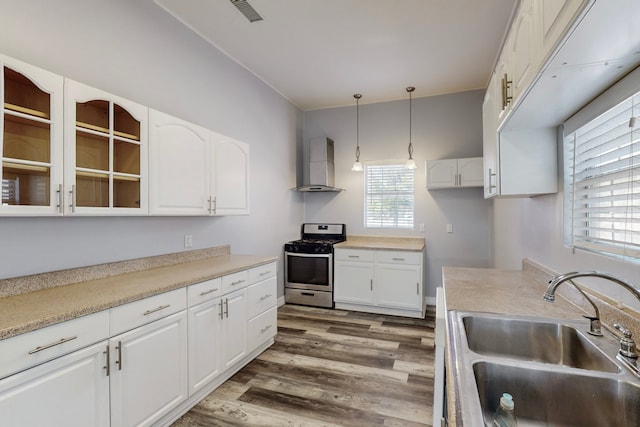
xmin=563 ymin=91 xmax=640 ymax=262
xmin=363 ymin=160 xmax=415 ymax=229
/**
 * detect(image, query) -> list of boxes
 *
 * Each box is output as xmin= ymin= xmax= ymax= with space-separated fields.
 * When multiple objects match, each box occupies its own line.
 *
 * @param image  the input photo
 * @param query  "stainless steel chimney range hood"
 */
xmin=296 ymin=137 xmax=344 ymax=192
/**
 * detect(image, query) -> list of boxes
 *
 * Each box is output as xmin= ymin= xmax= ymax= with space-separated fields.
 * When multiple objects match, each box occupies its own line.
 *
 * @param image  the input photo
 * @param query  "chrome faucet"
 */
xmin=543 ymin=272 xmax=602 ymax=336
xmin=544 ymin=271 xmax=640 ymax=359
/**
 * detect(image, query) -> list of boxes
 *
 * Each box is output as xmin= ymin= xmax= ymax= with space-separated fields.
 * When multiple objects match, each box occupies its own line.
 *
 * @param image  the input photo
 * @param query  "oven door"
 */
xmin=285 ymin=251 xmax=333 ymax=292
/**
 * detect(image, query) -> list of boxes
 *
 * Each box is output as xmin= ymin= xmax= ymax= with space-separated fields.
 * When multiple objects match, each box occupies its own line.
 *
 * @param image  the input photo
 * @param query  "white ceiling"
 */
xmin=154 ymin=0 xmax=518 ymax=111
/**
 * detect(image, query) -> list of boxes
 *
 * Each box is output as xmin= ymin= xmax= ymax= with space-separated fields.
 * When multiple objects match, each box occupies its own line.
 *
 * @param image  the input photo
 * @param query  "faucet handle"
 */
xmin=614 ymin=323 xmax=638 ymax=358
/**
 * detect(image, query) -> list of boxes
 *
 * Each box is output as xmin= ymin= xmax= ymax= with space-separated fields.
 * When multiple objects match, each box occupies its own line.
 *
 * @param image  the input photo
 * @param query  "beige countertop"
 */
xmin=0 ymin=254 xmax=276 ymax=340
xmin=334 ymin=235 xmax=425 ymax=251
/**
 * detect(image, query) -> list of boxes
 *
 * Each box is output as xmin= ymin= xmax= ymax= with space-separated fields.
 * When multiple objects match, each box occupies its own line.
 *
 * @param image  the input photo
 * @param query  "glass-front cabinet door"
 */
xmin=0 ymin=55 xmax=64 ymax=215
xmin=64 ymin=80 xmax=147 ymax=215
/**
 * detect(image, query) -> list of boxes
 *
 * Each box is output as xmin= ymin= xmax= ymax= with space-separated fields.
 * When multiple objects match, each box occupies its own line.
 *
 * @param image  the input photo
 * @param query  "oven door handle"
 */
xmin=285 ymin=251 xmax=333 ymax=258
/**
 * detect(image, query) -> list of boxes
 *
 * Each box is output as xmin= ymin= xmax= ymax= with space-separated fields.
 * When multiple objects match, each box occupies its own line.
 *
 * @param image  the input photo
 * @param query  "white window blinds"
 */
xmin=564 ymin=92 xmax=640 ymax=261
xmin=365 ymin=163 xmax=414 ymax=229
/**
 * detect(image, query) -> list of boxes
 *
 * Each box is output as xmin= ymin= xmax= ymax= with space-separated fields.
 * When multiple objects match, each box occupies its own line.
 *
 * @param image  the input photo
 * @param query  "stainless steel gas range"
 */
xmin=284 ymin=223 xmax=346 ymax=308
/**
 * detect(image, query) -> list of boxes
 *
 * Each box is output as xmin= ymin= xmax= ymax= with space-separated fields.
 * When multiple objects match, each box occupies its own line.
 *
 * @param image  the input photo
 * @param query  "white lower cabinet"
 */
xmin=334 ymin=248 xmax=425 ymax=318
xmin=0 ymin=262 xmax=278 ymax=427
xmin=0 ymin=341 xmax=110 ymax=427
xmin=334 ymin=250 xmax=375 ymax=305
xmin=220 ymin=288 xmax=248 ymax=371
xmin=109 ymin=310 xmax=188 ymax=427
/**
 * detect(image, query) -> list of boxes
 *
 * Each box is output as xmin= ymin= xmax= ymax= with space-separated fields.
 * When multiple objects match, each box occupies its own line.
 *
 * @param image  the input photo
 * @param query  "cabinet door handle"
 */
xmin=488 ymin=168 xmax=497 ymax=191
xmin=56 ymin=184 xmax=63 ymax=213
xmin=104 ymin=345 xmax=110 ymax=377
xmin=416 ymin=282 xmax=419 ymax=295
xmin=370 ymin=279 xmax=373 ymax=291
xmin=143 ymin=304 xmax=170 ymax=316
xmin=115 ymin=341 xmax=123 ymax=371
xmin=69 ymin=184 xmax=76 ymax=213
xmin=208 ymin=196 xmax=213 ymax=214
xmin=230 ymin=279 xmax=245 ymax=286
xmin=219 ymin=300 xmax=224 ymax=319
xmin=503 ymin=73 xmax=512 ymax=107
xmin=200 ymin=288 xmax=218 ymax=296
xmin=224 ymin=298 xmax=229 ymax=318
xmin=260 ymin=293 xmax=272 ymax=301
xmin=212 ymin=196 xmax=217 ymax=214
xmin=28 ymin=336 xmax=78 ymax=354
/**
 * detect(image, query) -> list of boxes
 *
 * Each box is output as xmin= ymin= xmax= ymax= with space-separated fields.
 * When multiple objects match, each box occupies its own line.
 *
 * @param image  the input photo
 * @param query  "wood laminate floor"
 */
xmin=172 ymin=304 xmax=436 ymax=427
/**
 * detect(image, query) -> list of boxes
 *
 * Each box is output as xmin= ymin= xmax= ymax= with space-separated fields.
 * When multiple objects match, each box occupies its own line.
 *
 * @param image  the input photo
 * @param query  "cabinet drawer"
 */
xmin=375 ymin=250 xmax=422 ymax=265
xmin=0 ymin=311 xmax=109 ymax=380
xmin=247 ymin=276 xmax=277 ymax=319
xmin=187 ymin=278 xmax=222 ymax=307
xmin=110 ymin=288 xmax=186 ymax=336
xmin=221 ymin=270 xmax=249 ymax=294
xmin=248 ymin=262 xmax=277 ymax=284
xmin=334 ymin=248 xmax=374 ymax=262
xmin=247 ymin=306 xmax=277 ymax=351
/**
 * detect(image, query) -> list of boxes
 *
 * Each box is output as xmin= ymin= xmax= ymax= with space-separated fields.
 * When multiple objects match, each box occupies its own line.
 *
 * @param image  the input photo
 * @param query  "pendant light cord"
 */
xmin=407 ymin=87 xmax=415 ymax=160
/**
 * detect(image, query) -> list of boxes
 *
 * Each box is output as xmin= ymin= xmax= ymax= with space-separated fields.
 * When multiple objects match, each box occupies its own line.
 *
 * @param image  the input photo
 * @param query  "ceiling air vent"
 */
xmin=230 ymin=0 xmax=263 ymax=23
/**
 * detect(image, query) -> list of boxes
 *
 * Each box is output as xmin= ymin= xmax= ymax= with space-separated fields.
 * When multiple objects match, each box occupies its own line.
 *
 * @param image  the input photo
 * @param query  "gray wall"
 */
xmin=303 ymin=90 xmax=492 ymax=299
xmin=0 ymin=0 xmax=304 ymax=292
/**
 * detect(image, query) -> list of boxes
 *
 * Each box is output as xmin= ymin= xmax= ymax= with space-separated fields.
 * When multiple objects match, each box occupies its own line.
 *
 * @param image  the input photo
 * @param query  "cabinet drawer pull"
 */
xmin=259 ymin=270 xmax=272 ymax=277
xmin=28 ymin=336 xmax=78 ymax=354
xmin=301 ymin=292 xmax=314 ymax=296
xmin=259 ymin=293 xmax=272 ymax=301
xmin=230 ymin=279 xmax=246 ymax=286
xmin=143 ymin=304 xmax=170 ymax=315
xmin=392 ymin=257 xmax=405 ymax=261
xmin=348 ymin=255 xmax=360 ymax=258
xmin=260 ymin=324 xmax=273 ymax=334
xmin=199 ymin=288 xmax=218 ymax=296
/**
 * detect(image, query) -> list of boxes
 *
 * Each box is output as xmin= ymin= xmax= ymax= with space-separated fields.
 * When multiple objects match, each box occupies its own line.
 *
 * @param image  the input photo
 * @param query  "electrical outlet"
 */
xmin=419 ymin=223 xmax=425 ymax=232
xmin=446 ymin=224 xmax=453 ymax=234
xmin=184 ymin=234 xmax=193 ymax=248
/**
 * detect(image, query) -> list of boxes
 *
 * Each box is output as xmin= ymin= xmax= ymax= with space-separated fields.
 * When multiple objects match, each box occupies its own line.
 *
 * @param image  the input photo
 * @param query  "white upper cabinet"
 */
xmin=64 ymin=79 xmax=148 ymax=215
xmin=149 ymin=109 xmax=210 ymax=216
xmin=538 ymin=0 xmax=587 ymax=59
xmin=0 ymin=54 xmax=64 ymax=216
xmin=210 ymin=132 xmax=249 ymax=216
xmin=149 ymin=110 xmax=250 ymax=216
xmin=482 ymin=0 xmax=592 ymax=198
xmin=426 ymin=157 xmax=483 ymax=189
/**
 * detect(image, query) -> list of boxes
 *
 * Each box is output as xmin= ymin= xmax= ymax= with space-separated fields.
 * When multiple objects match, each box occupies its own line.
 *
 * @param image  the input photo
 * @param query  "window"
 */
xmin=564 ymin=92 xmax=640 ymax=261
xmin=365 ymin=162 xmax=414 ymax=229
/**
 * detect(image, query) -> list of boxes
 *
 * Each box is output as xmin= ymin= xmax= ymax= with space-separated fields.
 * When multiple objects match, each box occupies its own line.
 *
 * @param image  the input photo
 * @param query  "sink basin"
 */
xmin=462 ymin=313 xmax=619 ymax=373
xmin=474 ymin=361 xmax=640 ymax=426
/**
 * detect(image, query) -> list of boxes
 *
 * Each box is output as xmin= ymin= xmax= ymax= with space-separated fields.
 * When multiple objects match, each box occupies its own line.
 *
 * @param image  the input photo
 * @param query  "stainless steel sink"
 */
xmin=462 ymin=314 xmax=619 ymax=372
xmin=449 ymin=311 xmax=640 ymax=426
xmin=473 ymin=361 xmax=640 ymax=426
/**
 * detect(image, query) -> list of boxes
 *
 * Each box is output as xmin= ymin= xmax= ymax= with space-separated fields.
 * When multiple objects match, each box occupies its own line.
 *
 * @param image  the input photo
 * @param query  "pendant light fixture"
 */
xmin=351 ymin=93 xmax=363 ymax=172
xmin=405 ymin=86 xmax=417 ymax=169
